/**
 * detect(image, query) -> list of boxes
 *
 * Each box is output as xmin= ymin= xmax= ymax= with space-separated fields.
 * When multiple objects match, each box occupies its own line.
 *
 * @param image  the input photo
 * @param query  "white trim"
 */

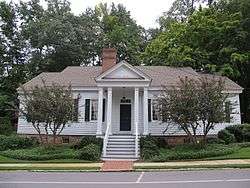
xmin=107 ymin=87 xmax=112 ymax=134
xmin=96 ymin=88 xmax=103 ymax=135
xmin=143 ymin=87 xmax=149 ymax=135
xmin=95 ymin=61 xmax=151 ymax=82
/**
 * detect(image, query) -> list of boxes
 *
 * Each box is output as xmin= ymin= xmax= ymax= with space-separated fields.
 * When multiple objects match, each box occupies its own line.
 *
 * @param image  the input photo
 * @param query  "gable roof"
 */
xmin=96 ymin=61 xmax=151 ymax=81
xmin=19 ymin=64 xmax=243 ymax=92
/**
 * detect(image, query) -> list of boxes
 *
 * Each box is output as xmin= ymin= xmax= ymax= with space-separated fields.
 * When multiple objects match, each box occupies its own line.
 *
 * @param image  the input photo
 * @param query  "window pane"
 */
xmin=91 ymin=100 xmax=98 ymax=121
xmin=152 ymin=99 xmax=161 ymax=121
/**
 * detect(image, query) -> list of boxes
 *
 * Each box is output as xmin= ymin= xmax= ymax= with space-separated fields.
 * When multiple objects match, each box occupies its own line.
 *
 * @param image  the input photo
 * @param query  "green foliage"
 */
xmin=78 ymin=144 xmax=101 ymax=161
xmin=21 ymin=81 xmax=73 ymax=144
xmin=218 ymin=129 xmax=236 ymax=144
xmin=226 ymin=124 xmax=250 ymax=142
xmin=0 ymin=117 xmax=13 ymax=135
xmin=72 ymin=136 xmax=103 ymax=150
xmin=206 ymin=137 xmax=225 ymax=144
xmin=160 ymin=77 xmax=227 ymax=143
xmin=0 ymin=146 xmax=78 ymax=161
xmin=0 ymin=135 xmax=38 ymax=151
xmin=148 ymin=144 xmax=238 ymax=162
xmin=140 ymin=135 xmax=160 ymax=160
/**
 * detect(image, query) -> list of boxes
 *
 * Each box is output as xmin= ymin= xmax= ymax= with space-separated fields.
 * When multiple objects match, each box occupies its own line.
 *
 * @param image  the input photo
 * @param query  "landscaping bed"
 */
xmin=0 ymin=135 xmax=102 ymax=162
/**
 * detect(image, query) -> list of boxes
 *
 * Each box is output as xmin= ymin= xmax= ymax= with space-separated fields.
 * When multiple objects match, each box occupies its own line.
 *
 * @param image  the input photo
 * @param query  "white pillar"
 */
xmin=143 ymin=87 xmax=149 ymax=135
xmin=107 ymin=87 xmax=112 ymax=134
xmin=96 ymin=87 xmax=103 ymax=135
xmin=134 ymin=87 xmax=139 ymax=134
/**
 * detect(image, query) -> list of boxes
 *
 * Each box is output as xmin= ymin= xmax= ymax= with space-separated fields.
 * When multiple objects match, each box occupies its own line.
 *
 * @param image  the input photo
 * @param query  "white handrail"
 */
xmin=103 ymin=123 xmax=110 ymax=157
xmin=135 ymin=122 xmax=139 ymax=158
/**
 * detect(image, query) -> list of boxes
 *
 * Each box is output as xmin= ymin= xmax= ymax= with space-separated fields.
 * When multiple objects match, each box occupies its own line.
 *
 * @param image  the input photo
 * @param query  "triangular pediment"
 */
xmin=103 ymin=65 xmax=143 ymax=79
xmin=95 ymin=61 xmax=151 ymax=82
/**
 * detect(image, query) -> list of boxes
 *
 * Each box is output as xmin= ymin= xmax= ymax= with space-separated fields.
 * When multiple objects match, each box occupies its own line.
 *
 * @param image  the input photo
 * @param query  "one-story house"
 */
xmin=17 ymin=48 xmax=243 ymax=160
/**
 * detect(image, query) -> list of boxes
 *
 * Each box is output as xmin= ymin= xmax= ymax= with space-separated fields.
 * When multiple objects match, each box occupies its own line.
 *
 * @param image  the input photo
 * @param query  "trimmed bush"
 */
xmin=150 ymin=144 xmax=238 ymax=162
xmin=72 ymin=136 xmax=103 ymax=150
xmin=0 ymin=135 xmax=38 ymax=151
xmin=218 ymin=129 xmax=235 ymax=144
xmin=1 ymin=146 xmax=78 ymax=160
xmin=78 ymin=144 xmax=101 ymax=161
xmin=226 ymin=124 xmax=250 ymax=142
xmin=140 ymin=135 xmax=159 ymax=160
xmin=206 ymin=137 xmax=225 ymax=144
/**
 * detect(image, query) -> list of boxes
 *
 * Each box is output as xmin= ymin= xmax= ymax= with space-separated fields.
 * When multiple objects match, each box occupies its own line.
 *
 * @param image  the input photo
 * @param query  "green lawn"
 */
xmin=207 ymin=147 xmax=250 ymax=160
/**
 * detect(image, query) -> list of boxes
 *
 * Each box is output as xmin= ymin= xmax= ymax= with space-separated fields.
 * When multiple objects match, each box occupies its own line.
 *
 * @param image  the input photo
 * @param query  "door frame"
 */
xmin=119 ymin=99 xmax=132 ymax=133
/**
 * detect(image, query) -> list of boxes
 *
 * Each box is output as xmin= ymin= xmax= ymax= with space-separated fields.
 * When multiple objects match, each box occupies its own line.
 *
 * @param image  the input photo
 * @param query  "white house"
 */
xmin=17 ymin=48 xmax=243 ymax=160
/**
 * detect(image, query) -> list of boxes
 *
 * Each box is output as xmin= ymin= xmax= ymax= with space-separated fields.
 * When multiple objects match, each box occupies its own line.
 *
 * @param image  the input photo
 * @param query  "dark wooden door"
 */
xmin=120 ymin=104 xmax=131 ymax=131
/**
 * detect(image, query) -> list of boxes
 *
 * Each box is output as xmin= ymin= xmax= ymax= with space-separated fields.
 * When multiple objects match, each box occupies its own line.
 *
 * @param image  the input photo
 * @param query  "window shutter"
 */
xmin=148 ymin=99 xmax=151 ymax=122
xmin=225 ymin=101 xmax=231 ymax=123
xmin=102 ymin=99 xmax=105 ymax=122
xmin=72 ymin=98 xmax=79 ymax=122
xmin=85 ymin=99 xmax=90 ymax=122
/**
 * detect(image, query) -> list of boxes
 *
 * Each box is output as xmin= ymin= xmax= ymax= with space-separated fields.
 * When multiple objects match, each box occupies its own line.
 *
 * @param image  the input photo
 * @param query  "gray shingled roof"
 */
xmin=19 ymin=65 xmax=243 ymax=91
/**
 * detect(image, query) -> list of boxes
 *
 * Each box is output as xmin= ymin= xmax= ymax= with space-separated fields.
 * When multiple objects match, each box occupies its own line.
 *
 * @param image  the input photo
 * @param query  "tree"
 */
xmin=197 ymin=76 xmax=228 ymax=142
xmin=143 ymin=0 xmax=250 ymax=122
xmin=0 ymin=1 xmax=27 ymax=131
xmin=95 ymin=3 xmax=146 ymax=65
xmin=20 ymin=81 xmax=73 ymax=144
xmin=160 ymin=76 xmax=228 ymax=144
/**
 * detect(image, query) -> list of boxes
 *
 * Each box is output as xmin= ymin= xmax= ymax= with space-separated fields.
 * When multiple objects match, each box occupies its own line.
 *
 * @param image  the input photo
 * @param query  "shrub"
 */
xmin=140 ymin=135 xmax=159 ymax=160
xmin=206 ymin=137 xmax=225 ymax=144
xmin=1 ymin=146 xmax=78 ymax=160
xmin=151 ymin=144 xmax=238 ymax=162
xmin=78 ymin=144 xmax=101 ymax=161
xmin=226 ymin=124 xmax=250 ymax=142
xmin=218 ymin=129 xmax=235 ymax=144
xmin=72 ymin=136 xmax=103 ymax=150
xmin=0 ymin=117 xmax=13 ymax=135
xmin=0 ymin=135 xmax=38 ymax=151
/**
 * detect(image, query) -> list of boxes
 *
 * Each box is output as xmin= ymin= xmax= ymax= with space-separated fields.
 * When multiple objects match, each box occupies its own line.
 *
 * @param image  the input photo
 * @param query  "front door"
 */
xmin=120 ymin=104 xmax=131 ymax=131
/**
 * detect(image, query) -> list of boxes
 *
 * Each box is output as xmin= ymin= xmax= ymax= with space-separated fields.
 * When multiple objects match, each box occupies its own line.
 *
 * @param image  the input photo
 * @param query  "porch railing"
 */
xmin=135 ymin=122 xmax=139 ymax=158
xmin=102 ymin=122 xmax=110 ymax=157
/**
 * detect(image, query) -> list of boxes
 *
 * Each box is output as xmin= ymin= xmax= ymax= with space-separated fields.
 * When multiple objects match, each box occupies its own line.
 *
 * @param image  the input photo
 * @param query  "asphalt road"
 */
xmin=0 ymin=169 xmax=250 ymax=188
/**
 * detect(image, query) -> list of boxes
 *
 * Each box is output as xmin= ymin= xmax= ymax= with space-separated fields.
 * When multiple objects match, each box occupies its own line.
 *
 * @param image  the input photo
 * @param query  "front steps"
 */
xmin=102 ymin=135 xmax=140 ymax=161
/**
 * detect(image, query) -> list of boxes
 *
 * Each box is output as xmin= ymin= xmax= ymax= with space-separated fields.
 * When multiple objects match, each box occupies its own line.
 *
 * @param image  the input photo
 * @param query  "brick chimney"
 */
xmin=101 ymin=48 xmax=117 ymax=73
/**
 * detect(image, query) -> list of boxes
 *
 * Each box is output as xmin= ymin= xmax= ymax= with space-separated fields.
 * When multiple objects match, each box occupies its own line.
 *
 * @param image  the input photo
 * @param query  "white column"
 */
xmin=134 ymin=87 xmax=139 ymax=134
xmin=143 ymin=87 xmax=149 ymax=135
xmin=96 ymin=87 xmax=103 ymax=135
xmin=107 ymin=87 xmax=112 ymax=134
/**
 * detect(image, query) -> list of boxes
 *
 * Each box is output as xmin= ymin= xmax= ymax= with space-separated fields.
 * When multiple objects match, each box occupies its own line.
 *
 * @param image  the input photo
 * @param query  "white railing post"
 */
xmin=135 ymin=122 xmax=139 ymax=158
xmin=102 ymin=123 xmax=110 ymax=157
xmin=103 ymin=87 xmax=112 ymax=157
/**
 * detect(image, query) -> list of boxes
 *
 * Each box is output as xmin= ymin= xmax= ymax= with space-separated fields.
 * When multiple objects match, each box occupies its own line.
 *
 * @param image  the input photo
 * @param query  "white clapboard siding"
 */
xmin=17 ymin=89 xmax=241 ymax=136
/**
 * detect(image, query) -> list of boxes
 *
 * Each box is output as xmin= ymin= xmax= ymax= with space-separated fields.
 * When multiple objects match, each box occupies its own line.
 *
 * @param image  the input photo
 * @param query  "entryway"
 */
xmin=120 ymin=104 xmax=131 ymax=131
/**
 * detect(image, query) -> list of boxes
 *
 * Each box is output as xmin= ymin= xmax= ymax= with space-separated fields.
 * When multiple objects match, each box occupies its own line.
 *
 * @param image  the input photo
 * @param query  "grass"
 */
xmin=207 ymin=147 xmax=250 ymax=160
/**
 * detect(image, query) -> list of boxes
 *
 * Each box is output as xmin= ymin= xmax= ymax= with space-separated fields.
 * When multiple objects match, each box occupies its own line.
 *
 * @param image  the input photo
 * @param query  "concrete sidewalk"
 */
xmin=135 ymin=159 xmax=250 ymax=169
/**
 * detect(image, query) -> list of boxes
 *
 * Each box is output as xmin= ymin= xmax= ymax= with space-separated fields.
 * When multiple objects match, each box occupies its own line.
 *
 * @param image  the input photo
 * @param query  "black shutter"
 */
xmin=85 ymin=99 xmax=90 ymax=122
xmin=102 ymin=99 xmax=105 ymax=122
xmin=225 ymin=101 xmax=231 ymax=123
xmin=73 ymin=98 xmax=79 ymax=121
xmin=148 ymin=99 xmax=151 ymax=122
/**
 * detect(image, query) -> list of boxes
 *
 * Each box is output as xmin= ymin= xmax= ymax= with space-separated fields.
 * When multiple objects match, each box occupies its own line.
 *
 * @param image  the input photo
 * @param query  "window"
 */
xmin=152 ymin=99 xmax=161 ymax=121
xmin=90 ymin=99 xmax=98 ymax=121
